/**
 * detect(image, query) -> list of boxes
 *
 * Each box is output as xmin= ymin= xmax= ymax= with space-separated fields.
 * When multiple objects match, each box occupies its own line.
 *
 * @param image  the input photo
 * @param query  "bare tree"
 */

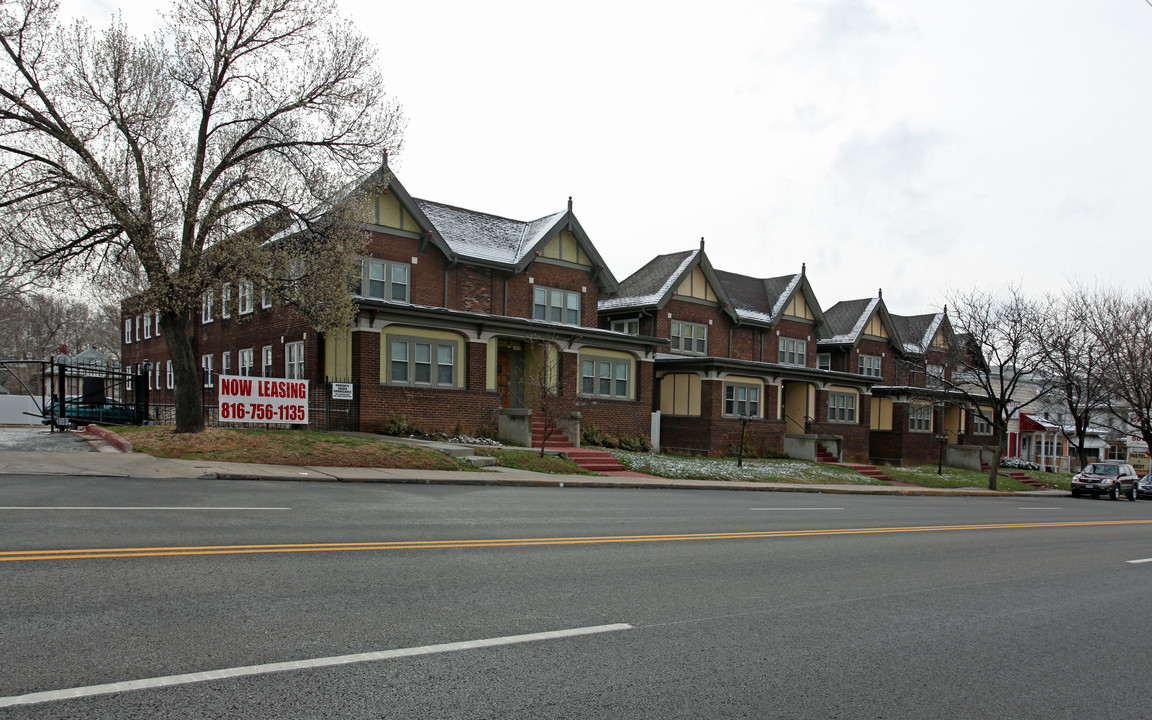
xmin=1035 ymin=288 xmax=1111 ymax=471
xmin=521 ymin=339 xmax=580 ymax=457
xmin=1084 ymin=287 xmax=1152 ymax=458
xmin=944 ymin=285 xmax=1051 ymax=490
xmin=0 ymin=0 xmax=404 ymax=431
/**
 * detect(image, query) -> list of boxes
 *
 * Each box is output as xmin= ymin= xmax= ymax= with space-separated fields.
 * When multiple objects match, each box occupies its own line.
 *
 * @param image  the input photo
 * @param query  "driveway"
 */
xmin=0 ymin=427 xmax=93 ymax=453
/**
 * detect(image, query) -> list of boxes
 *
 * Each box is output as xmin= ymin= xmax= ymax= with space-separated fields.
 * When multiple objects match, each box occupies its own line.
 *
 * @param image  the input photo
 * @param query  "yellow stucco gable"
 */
xmin=539 ymin=231 xmax=591 ymax=266
xmin=783 ymin=291 xmax=814 ymax=320
xmin=932 ymin=329 xmax=949 ymax=349
xmin=863 ymin=314 xmax=888 ymax=338
xmin=674 ymin=267 xmax=718 ymax=302
xmin=372 ymin=189 xmax=419 ymax=232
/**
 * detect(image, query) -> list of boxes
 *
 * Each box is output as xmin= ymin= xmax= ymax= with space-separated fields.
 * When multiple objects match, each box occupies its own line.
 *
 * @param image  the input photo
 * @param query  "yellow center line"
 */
xmin=3 ymin=519 xmax=1151 ymax=562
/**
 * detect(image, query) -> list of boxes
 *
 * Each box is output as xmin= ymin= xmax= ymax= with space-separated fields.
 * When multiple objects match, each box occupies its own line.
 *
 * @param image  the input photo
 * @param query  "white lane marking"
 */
xmin=1017 ymin=507 xmax=1062 ymax=510
xmin=0 ymin=507 xmax=290 ymax=511
xmin=1126 ymin=558 xmax=1152 ymax=564
xmin=0 ymin=623 xmax=633 ymax=708
xmin=750 ymin=508 xmax=844 ymax=511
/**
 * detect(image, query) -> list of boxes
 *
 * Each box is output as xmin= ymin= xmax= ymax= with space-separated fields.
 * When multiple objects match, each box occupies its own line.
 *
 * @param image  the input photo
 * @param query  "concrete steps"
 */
xmin=983 ymin=463 xmax=1046 ymax=488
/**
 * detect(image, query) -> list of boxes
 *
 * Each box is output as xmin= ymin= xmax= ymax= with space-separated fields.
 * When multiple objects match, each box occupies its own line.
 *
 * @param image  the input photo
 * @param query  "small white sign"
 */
xmin=218 ymin=375 xmax=309 ymax=424
xmin=331 ymin=382 xmax=354 ymax=400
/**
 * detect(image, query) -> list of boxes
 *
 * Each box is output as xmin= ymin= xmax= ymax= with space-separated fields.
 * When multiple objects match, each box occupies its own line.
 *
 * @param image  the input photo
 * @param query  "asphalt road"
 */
xmin=2 ymin=477 xmax=1151 ymax=719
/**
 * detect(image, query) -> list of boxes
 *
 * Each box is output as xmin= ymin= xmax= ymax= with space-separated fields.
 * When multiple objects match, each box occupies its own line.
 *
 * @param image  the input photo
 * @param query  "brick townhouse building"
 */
xmin=122 ymin=160 xmax=661 ymax=440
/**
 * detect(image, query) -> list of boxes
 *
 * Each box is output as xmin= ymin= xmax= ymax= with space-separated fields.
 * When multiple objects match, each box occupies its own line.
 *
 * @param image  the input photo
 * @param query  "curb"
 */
xmin=83 ymin=424 xmax=133 ymax=453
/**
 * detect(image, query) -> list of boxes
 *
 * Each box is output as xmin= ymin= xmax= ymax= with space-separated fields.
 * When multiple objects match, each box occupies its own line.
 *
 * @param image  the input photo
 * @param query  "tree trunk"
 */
xmin=987 ymin=430 xmax=1007 ymax=491
xmin=159 ymin=312 xmax=204 ymax=433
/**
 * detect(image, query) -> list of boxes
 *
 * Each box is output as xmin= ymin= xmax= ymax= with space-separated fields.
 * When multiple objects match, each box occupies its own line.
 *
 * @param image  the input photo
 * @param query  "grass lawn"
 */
xmin=114 ymin=426 xmax=469 ymax=470
xmin=608 ymin=450 xmax=883 ymax=484
xmin=473 ymin=448 xmax=593 ymax=475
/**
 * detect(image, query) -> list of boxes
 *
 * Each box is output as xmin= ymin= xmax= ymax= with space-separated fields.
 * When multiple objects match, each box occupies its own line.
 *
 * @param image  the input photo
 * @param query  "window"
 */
xmin=724 ymin=384 xmax=761 ymax=418
xmin=580 ymin=356 xmax=630 ymax=399
xmin=165 ymin=360 xmax=173 ymax=389
xmin=388 ymin=337 xmax=457 ymax=387
xmin=154 ymin=363 xmax=161 ymax=390
xmin=828 ymin=392 xmax=857 ymax=423
xmin=143 ymin=313 xmax=152 ymax=339
xmin=238 ymin=281 xmax=253 ymax=315
xmin=910 ymin=405 xmax=933 ymax=432
xmin=262 ymin=346 xmax=273 ymax=377
xmin=239 ymin=348 xmax=254 ymax=376
xmin=533 ymin=286 xmax=580 ymax=325
xmin=202 ymin=291 xmax=213 ymax=323
xmin=262 ymin=286 xmax=272 ymax=309
xmin=135 ymin=315 xmax=141 ymax=341
xmin=221 ymin=351 xmax=231 ymax=376
xmin=611 ymin=319 xmax=639 ymax=335
xmin=858 ymin=355 xmax=882 ymax=377
xmin=364 ymin=259 xmax=411 ymax=302
xmin=778 ymin=337 xmax=807 ymax=366
xmin=125 ymin=319 xmax=132 ymax=344
xmin=669 ymin=320 xmax=707 ymax=355
xmin=973 ymin=414 xmax=992 ymax=435
xmin=285 ymin=341 xmax=304 ymax=380
xmin=201 ymin=354 xmax=214 ymax=387
xmin=926 ymin=364 xmax=944 ymax=388
xmin=817 ymin=353 xmax=831 ymax=371
xmin=154 ymin=311 xmax=161 ymax=336
xmin=221 ymin=283 xmax=232 ymax=318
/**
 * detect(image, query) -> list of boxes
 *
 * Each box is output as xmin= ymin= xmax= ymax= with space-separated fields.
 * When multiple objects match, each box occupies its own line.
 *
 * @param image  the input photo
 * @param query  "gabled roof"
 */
xmin=890 ymin=311 xmax=952 ymax=355
xmin=598 ymin=242 xmax=734 ymax=320
xmin=818 ymin=293 xmax=898 ymax=347
xmin=372 ymin=159 xmax=620 ymax=290
xmin=716 ymin=268 xmax=828 ymax=333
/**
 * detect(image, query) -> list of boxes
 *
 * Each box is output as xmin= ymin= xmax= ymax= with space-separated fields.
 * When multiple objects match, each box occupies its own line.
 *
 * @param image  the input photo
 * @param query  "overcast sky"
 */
xmin=65 ymin=0 xmax=1152 ymax=315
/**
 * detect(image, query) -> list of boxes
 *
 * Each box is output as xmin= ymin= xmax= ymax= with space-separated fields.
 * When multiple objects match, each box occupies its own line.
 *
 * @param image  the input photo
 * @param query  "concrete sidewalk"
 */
xmin=0 ymin=448 xmax=1062 ymax=498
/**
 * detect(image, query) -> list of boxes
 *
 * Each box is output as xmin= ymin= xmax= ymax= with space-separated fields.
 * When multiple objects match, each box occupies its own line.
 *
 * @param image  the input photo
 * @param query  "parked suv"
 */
xmin=1137 ymin=474 xmax=1152 ymax=501
xmin=1071 ymin=461 xmax=1139 ymax=501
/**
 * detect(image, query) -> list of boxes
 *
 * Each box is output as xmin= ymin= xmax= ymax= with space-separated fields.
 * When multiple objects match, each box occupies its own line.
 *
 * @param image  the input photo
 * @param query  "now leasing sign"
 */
xmin=218 ymin=375 xmax=309 ymax=424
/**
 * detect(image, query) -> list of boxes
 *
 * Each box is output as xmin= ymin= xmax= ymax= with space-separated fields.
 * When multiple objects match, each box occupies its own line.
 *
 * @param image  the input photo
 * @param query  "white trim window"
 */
xmin=973 ymin=414 xmax=992 ymax=435
xmin=201 ymin=354 xmax=214 ymax=387
xmin=817 ymin=353 xmax=831 ymax=371
xmin=365 ymin=259 xmax=411 ymax=302
xmin=221 ymin=283 xmax=232 ymax=318
xmin=724 ymin=383 xmax=761 ymax=418
xmin=926 ymin=364 xmax=944 ymax=388
xmin=238 ymin=281 xmax=253 ymax=315
xmin=154 ymin=311 xmax=161 ymax=336
xmin=143 ymin=313 xmax=152 ymax=339
xmin=388 ymin=337 xmax=457 ymax=387
xmin=858 ymin=355 xmax=881 ymax=377
xmin=221 ymin=351 xmax=231 ymax=376
xmin=135 ymin=315 xmax=141 ymax=341
xmin=125 ymin=319 xmax=132 ymax=344
xmin=828 ymin=392 xmax=857 ymax=423
xmin=285 ymin=341 xmax=305 ymax=380
xmin=534 ymin=286 xmax=580 ymax=325
xmin=670 ymin=320 xmax=707 ymax=355
xmin=778 ymin=337 xmax=807 ymax=366
xmin=611 ymin=319 xmax=639 ymax=335
xmin=166 ymin=360 xmax=173 ymax=389
xmin=238 ymin=348 xmax=254 ymax=376
xmin=202 ymin=291 xmax=213 ymax=324
xmin=261 ymin=286 xmax=272 ymax=309
xmin=580 ymin=356 xmax=630 ymax=399
xmin=262 ymin=345 xmax=273 ymax=377
xmin=910 ymin=405 xmax=933 ymax=432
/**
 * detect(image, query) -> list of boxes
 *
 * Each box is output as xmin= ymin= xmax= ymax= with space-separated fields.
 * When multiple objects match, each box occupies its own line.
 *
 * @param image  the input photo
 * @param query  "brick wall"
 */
xmin=508 ymin=263 xmax=602 ymax=327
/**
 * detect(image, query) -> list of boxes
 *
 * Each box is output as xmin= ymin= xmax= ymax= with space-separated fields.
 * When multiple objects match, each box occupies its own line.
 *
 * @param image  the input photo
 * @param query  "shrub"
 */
xmin=384 ymin=413 xmax=422 ymax=437
xmin=1000 ymin=457 xmax=1041 ymax=471
xmin=618 ymin=434 xmax=652 ymax=452
xmin=582 ymin=424 xmax=619 ymax=449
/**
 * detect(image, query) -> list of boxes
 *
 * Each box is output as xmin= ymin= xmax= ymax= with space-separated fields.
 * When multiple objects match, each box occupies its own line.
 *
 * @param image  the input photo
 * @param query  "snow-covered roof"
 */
xmin=820 ymin=297 xmax=879 ymax=345
xmin=599 ymin=250 xmax=698 ymax=311
xmin=415 ymin=200 xmax=564 ymax=266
